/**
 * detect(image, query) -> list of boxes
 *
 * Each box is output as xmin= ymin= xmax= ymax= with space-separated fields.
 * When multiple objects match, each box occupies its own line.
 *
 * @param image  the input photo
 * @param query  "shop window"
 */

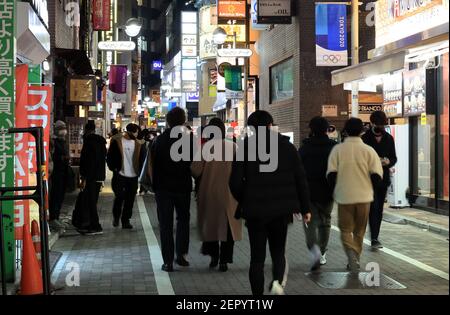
xmin=270 ymin=58 xmax=293 ymax=104
xmin=438 ymin=53 xmax=449 ymax=201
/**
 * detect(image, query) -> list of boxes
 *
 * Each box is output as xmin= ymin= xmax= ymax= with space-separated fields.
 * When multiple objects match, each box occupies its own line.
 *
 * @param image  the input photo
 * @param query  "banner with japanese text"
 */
xmin=315 ymin=3 xmax=348 ymax=67
xmin=0 ymin=0 xmax=16 ymax=281
xmin=14 ymin=64 xmax=29 ymax=240
xmin=93 ymin=0 xmax=111 ymax=31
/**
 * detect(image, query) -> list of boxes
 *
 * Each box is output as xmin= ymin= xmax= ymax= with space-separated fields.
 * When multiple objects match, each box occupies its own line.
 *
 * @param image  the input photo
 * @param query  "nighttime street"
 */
xmin=0 ymin=0 xmax=449 ymax=302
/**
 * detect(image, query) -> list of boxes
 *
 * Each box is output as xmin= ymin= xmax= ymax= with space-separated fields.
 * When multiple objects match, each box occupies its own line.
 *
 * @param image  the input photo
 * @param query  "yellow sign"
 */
xmin=421 ymin=113 xmax=427 ymax=125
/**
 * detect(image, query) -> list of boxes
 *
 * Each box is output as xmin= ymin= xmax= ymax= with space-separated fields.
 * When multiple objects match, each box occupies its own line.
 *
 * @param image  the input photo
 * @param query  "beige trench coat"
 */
xmin=191 ymin=139 xmax=242 ymax=242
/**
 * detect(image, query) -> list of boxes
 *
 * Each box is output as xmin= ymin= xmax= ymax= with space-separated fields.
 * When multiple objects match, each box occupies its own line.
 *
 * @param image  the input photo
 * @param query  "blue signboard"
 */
xmin=315 ymin=3 xmax=348 ymax=67
xmin=152 ymin=60 xmax=163 ymax=71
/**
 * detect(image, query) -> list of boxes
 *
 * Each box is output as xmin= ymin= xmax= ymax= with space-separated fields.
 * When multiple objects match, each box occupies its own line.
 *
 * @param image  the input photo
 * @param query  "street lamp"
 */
xmin=125 ymin=18 xmax=142 ymax=37
xmin=213 ymin=27 xmax=228 ymax=45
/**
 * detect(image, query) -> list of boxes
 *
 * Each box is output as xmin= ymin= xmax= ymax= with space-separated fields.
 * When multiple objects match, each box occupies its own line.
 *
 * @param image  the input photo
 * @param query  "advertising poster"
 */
xmin=315 ymin=3 xmax=348 ymax=67
xmin=383 ymin=72 xmax=403 ymax=117
xmin=108 ymin=65 xmax=128 ymax=103
xmin=93 ymin=0 xmax=111 ymax=31
xmin=404 ymin=68 xmax=426 ymax=116
xmin=218 ymin=0 xmax=246 ymax=20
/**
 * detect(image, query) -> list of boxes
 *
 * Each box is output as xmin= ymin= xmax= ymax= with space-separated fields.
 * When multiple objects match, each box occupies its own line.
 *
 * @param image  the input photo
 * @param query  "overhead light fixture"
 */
xmin=125 ymin=18 xmax=142 ymax=37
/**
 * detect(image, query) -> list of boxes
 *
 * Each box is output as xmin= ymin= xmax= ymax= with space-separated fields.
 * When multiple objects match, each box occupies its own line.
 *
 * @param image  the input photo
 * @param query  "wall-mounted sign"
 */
xmin=200 ymin=5 xmax=219 ymax=60
xmin=257 ymin=0 xmax=292 ymax=24
xmin=93 ymin=0 xmax=111 ymax=31
xmin=225 ymin=66 xmax=244 ymax=99
xmin=322 ymin=105 xmax=338 ymax=117
xmin=182 ymin=81 xmax=198 ymax=93
xmin=98 ymin=41 xmax=136 ymax=51
xmin=152 ymin=60 xmax=163 ymax=71
xmin=218 ymin=24 xmax=247 ymax=42
xmin=67 ymin=76 xmax=97 ymax=106
xmin=181 ymin=11 xmax=198 ymax=93
xmin=218 ymin=0 xmax=246 ymax=19
xmin=383 ymin=72 xmax=403 ymax=118
xmin=251 ymin=0 xmax=271 ymax=30
xmin=218 ymin=48 xmax=253 ymax=58
xmin=187 ymin=92 xmax=200 ymax=102
xmin=404 ymin=68 xmax=426 ymax=116
xmin=182 ymin=46 xmax=197 ymax=57
xmin=359 ymin=104 xmax=383 ymax=114
xmin=375 ymin=0 xmax=449 ymax=47
xmin=315 ymin=3 xmax=348 ymax=67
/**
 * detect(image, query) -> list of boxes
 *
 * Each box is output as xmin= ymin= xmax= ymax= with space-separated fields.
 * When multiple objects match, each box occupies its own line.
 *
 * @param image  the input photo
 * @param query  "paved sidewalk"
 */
xmin=50 ymin=184 xmax=449 ymax=295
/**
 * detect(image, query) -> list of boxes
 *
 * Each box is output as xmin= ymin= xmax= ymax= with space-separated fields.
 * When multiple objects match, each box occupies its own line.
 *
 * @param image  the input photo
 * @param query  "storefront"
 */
xmin=332 ymin=0 xmax=449 ymax=214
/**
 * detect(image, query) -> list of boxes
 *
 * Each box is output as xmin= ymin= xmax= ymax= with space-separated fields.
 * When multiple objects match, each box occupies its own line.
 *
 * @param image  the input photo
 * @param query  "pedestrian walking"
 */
xmin=151 ymin=107 xmax=195 ymax=272
xmin=107 ymin=123 xmax=144 ymax=229
xmin=229 ymin=110 xmax=311 ymax=295
xmin=77 ymin=121 xmax=107 ymax=235
xmin=327 ymin=118 xmax=383 ymax=272
xmin=49 ymin=120 xmax=70 ymax=231
xmin=299 ymin=117 xmax=337 ymax=270
xmin=191 ymin=118 xmax=242 ymax=272
xmin=362 ymin=111 xmax=397 ymax=250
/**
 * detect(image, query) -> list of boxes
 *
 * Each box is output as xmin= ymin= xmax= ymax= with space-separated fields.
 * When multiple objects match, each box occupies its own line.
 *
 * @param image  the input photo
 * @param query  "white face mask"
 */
xmin=58 ymin=129 xmax=67 ymax=137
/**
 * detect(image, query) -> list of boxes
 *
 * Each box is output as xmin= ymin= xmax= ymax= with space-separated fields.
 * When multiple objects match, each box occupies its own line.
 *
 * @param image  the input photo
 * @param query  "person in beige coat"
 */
xmin=191 ymin=118 xmax=242 ymax=272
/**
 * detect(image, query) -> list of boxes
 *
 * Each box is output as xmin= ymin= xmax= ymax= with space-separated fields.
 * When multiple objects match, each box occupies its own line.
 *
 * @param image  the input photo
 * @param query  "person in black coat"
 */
xmin=362 ymin=111 xmax=397 ymax=250
xmin=229 ymin=110 xmax=311 ymax=295
xmin=151 ymin=107 xmax=196 ymax=272
xmin=298 ymin=117 xmax=337 ymax=270
xmin=78 ymin=121 xmax=107 ymax=235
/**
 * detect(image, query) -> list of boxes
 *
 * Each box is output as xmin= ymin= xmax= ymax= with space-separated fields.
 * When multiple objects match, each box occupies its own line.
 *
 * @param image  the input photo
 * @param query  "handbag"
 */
xmin=72 ymin=189 xmax=89 ymax=229
xmin=234 ymin=158 xmax=247 ymax=220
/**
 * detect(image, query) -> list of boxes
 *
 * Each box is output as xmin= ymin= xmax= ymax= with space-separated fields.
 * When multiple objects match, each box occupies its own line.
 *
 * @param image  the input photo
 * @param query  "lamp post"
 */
xmin=351 ymin=0 xmax=359 ymax=118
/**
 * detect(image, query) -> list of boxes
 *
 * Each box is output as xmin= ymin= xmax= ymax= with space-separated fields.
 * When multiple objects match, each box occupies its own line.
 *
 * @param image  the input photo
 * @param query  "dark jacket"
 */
xmin=51 ymin=137 xmax=69 ymax=172
xmin=80 ymin=132 xmax=107 ymax=182
xmin=299 ymin=135 xmax=337 ymax=202
xmin=362 ymin=129 xmax=397 ymax=186
xmin=151 ymin=128 xmax=195 ymax=193
xmin=107 ymin=133 xmax=145 ymax=176
xmin=229 ymin=132 xmax=310 ymax=221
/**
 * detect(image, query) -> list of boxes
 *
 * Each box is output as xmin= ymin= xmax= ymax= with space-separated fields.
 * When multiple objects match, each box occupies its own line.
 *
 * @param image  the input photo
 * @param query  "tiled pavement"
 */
xmin=51 ymin=182 xmax=449 ymax=295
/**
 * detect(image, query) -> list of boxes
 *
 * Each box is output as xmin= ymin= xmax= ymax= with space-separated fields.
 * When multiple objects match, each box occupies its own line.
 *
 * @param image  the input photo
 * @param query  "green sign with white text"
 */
xmin=0 ymin=0 xmax=16 ymax=282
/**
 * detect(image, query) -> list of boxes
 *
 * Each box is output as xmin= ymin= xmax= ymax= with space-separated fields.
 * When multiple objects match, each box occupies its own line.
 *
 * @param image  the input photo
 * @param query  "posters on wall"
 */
xmin=315 ymin=3 xmax=348 ymax=67
xmin=404 ymin=68 xmax=426 ymax=116
xmin=383 ymin=72 xmax=403 ymax=118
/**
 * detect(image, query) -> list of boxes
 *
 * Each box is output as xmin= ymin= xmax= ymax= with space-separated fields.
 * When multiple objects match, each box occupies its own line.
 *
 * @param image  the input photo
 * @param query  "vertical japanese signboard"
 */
xmin=181 ymin=11 xmax=198 ymax=93
xmin=0 ymin=0 xmax=15 ymax=281
xmin=93 ymin=0 xmax=111 ymax=31
xmin=315 ymin=3 xmax=348 ymax=67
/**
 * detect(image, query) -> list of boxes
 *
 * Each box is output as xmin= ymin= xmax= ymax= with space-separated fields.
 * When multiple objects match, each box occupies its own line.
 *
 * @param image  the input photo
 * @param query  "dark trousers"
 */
xmin=303 ymin=200 xmax=334 ymax=254
xmin=201 ymin=224 xmax=234 ymax=264
xmin=81 ymin=181 xmax=102 ymax=230
xmin=49 ymin=171 xmax=67 ymax=221
xmin=112 ymin=173 xmax=138 ymax=224
xmin=369 ymin=183 xmax=388 ymax=241
xmin=155 ymin=191 xmax=191 ymax=265
xmin=247 ymin=215 xmax=289 ymax=296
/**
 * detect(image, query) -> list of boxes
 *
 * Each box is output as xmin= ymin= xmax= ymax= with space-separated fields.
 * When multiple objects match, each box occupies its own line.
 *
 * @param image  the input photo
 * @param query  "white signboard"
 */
xmin=99 ymin=41 xmax=136 ymax=51
xmin=251 ymin=0 xmax=271 ymax=30
xmin=258 ymin=0 xmax=291 ymax=17
xmin=218 ymin=48 xmax=253 ymax=58
xmin=375 ymin=0 xmax=449 ymax=47
xmin=199 ymin=5 xmax=218 ymax=60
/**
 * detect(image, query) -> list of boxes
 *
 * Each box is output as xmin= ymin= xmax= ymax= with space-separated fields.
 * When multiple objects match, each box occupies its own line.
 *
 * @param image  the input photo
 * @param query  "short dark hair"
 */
xmin=344 ymin=118 xmax=364 ymax=137
xmin=370 ymin=111 xmax=388 ymax=126
xmin=247 ymin=110 xmax=274 ymax=128
xmin=309 ymin=116 xmax=329 ymax=136
xmin=208 ymin=117 xmax=225 ymax=139
xmin=126 ymin=123 xmax=139 ymax=134
xmin=85 ymin=121 xmax=95 ymax=132
xmin=166 ymin=107 xmax=186 ymax=128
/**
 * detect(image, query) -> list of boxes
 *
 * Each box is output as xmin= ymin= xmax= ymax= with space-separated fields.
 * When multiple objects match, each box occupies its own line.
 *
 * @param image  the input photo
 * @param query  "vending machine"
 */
xmin=387 ymin=124 xmax=410 ymax=208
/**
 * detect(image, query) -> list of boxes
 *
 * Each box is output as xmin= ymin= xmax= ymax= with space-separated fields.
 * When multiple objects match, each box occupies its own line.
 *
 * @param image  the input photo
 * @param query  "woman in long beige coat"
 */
xmin=191 ymin=118 xmax=242 ymax=272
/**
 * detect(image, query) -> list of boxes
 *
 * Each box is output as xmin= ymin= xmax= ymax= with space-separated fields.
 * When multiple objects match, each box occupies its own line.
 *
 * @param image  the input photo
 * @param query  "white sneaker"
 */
xmin=270 ymin=280 xmax=285 ymax=295
xmin=281 ymin=259 xmax=289 ymax=288
xmin=320 ymin=253 xmax=327 ymax=265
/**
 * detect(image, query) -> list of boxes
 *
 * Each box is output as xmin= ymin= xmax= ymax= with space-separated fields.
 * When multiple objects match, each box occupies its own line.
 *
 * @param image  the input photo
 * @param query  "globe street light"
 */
xmin=213 ymin=27 xmax=228 ymax=45
xmin=125 ymin=18 xmax=142 ymax=37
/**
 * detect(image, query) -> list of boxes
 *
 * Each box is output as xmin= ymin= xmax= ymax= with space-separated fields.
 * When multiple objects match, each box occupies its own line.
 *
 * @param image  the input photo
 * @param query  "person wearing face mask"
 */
xmin=107 ymin=123 xmax=145 ymax=229
xmin=362 ymin=111 xmax=397 ymax=250
xmin=49 ymin=120 xmax=70 ymax=231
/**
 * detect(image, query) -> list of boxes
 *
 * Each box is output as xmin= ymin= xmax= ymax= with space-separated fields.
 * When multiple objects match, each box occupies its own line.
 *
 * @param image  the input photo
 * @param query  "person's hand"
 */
xmin=79 ymin=179 xmax=86 ymax=190
xmin=382 ymin=158 xmax=390 ymax=166
xmin=293 ymin=213 xmax=302 ymax=221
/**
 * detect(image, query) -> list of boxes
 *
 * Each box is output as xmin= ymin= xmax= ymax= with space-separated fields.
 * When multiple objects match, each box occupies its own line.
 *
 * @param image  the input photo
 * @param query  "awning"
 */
xmin=331 ymin=51 xmax=406 ymax=86
xmin=54 ymin=48 xmax=94 ymax=75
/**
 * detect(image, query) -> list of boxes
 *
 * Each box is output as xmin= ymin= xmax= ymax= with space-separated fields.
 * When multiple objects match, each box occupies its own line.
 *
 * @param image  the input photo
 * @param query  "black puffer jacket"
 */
xmin=80 ymin=133 xmax=107 ymax=182
xmin=229 ymin=132 xmax=310 ymax=220
xmin=299 ymin=136 xmax=337 ymax=202
xmin=151 ymin=128 xmax=195 ymax=193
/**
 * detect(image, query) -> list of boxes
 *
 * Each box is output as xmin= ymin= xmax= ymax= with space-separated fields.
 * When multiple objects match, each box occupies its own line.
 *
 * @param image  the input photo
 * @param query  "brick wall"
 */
xmin=258 ymin=0 xmax=375 ymax=147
